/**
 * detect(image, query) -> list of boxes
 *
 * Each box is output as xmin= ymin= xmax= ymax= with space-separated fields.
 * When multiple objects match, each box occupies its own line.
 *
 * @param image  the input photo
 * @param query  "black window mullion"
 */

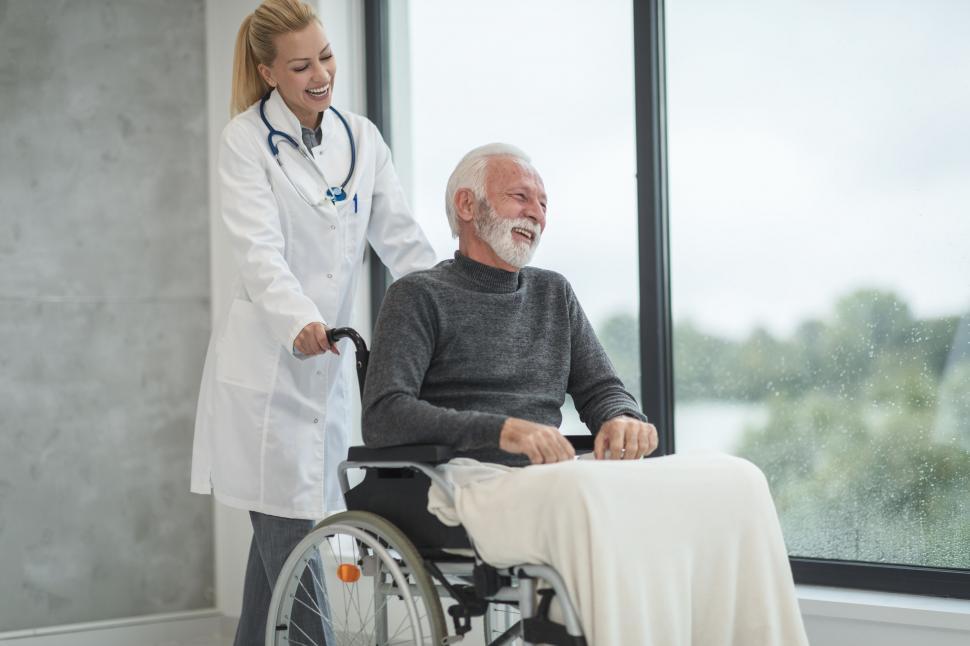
xmin=364 ymin=0 xmax=390 ymax=330
xmin=634 ymin=0 xmax=675 ymax=455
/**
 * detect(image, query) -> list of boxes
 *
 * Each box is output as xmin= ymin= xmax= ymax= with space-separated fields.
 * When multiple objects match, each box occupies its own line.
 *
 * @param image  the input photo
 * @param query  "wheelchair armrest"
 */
xmin=347 ymin=443 xmax=455 ymax=464
xmin=348 ymin=436 xmax=590 ymax=464
xmin=565 ymin=434 xmax=594 ymax=452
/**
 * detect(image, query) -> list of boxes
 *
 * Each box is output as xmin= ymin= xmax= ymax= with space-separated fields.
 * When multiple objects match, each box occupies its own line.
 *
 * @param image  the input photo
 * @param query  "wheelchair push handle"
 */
xmin=326 ymin=327 xmax=370 ymax=396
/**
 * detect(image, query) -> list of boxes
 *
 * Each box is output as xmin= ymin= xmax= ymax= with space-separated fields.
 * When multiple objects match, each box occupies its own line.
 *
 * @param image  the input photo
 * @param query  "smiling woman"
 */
xmin=250 ymin=22 xmax=336 ymax=128
xmin=190 ymin=1 xmax=437 ymax=644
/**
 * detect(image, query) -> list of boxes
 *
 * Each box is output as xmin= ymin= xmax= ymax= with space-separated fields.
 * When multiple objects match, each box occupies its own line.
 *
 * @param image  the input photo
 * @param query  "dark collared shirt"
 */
xmin=301 ymin=126 xmax=322 ymax=152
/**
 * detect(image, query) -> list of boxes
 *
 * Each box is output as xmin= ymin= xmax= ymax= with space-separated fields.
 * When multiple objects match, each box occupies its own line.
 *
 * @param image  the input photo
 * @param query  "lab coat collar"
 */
xmin=265 ymin=88 xmax=337 ymax=151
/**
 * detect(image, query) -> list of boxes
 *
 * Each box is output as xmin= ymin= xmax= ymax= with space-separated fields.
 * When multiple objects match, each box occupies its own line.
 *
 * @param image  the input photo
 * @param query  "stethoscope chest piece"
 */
xmin=327 ymin=186 xmax=347 ymax=202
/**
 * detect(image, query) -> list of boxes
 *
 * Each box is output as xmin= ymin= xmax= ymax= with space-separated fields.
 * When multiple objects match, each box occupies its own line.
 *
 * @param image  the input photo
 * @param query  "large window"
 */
xmin=666 ymin=0 xmax=970 ymax=583
xmin=374 ymin=0 xmax=970 ymax=596
xmin=385 ymin=0 xmax=640 ymax=434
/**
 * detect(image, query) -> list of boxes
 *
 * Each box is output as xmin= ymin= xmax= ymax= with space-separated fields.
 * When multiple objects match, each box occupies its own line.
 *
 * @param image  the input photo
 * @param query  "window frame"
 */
xmin=364 ymin=0 xmax=391 ymax=319
xmin=366 ymin=0 xmax=970 ymax=600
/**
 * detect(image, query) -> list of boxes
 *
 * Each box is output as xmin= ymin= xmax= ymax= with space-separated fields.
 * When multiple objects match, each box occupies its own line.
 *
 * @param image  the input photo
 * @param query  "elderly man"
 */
xmin=362 ymin=143 xmax=657 ymax=462
xmin=361 ymin=144 xmax=809 ymax=646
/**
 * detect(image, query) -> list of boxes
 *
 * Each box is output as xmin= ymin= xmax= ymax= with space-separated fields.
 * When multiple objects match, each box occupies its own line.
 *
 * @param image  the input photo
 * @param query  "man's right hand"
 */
xmin=499 ymin=418 xmax=575 ymax=464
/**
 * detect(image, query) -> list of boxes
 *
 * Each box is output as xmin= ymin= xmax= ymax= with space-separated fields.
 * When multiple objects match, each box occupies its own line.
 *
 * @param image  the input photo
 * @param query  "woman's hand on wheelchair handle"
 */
xmin=499 ymin=418 xmax=576 ymax=464
xmin=594 ymin=416 xmax=658 ymax=460
xmin=294 ymin=322 xmax=340 ymax=357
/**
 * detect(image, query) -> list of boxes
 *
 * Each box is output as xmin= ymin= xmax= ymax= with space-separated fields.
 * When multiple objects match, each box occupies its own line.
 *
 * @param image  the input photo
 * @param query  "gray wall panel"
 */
xmin=0 ymin=0 xmax=213 ymax=631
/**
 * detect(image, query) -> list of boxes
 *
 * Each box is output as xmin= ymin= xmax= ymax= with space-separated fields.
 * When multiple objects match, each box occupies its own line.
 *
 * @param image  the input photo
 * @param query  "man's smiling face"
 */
xmin=473 ymin=157 xmax=548 ymax=269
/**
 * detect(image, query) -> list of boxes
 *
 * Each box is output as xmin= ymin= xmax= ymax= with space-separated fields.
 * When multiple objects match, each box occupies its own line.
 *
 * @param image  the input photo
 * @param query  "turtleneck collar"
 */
xmin=451 ymin=251 xmax=521 ymax=293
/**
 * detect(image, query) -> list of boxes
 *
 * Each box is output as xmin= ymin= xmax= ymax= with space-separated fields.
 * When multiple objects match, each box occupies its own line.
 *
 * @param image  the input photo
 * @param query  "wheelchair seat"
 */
xmin=343 ymin=443 xmax=473 ymax=551
xmin=341 ymin=436 xmax=596 ymax=554
xmin=335 ymin=441 xmax=589 ymax=645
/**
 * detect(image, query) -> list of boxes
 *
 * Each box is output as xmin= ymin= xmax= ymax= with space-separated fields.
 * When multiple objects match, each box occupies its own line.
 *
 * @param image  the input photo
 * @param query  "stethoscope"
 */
xmin=259 ymin=90 xmax=356 ymax=207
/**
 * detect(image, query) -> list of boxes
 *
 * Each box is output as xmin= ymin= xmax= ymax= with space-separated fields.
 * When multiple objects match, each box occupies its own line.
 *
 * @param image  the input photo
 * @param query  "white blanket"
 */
xmin=427 ymin=453 xmax=809 ymax=646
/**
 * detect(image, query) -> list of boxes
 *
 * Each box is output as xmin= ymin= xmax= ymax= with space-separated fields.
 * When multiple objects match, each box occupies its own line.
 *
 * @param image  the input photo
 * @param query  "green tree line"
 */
xmin=598 ymin=289 xmax=970 ymax=568
xmin=674 ymin=289 xmax=960 ymax=403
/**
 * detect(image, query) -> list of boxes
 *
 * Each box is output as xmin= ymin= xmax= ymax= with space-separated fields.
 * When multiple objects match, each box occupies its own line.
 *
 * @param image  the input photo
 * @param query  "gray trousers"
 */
xmin=233 ymin=511 xmax=334 ymax=646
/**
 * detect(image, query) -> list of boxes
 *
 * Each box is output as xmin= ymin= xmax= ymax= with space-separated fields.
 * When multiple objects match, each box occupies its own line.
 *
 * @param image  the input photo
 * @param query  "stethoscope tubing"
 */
xmin=259 ymin=90 xmax=356 ymax=203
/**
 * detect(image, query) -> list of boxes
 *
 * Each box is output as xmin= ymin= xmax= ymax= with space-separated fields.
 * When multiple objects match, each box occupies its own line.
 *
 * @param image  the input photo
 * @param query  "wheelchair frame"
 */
xmin=337 ymin=448 xmax=588 ymax=646
xmin=266 ymin=327 xmax=589 ymax=646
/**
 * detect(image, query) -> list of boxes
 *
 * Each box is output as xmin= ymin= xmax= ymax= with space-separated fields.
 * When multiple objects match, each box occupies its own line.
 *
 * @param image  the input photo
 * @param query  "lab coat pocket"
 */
xmin=216 ymin=298 xmax=280 ymax=393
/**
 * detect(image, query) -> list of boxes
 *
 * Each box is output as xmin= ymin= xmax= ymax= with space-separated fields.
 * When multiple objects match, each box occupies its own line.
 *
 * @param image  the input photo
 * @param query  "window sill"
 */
xmin=797 ymin=585 xmax=970 ymax=632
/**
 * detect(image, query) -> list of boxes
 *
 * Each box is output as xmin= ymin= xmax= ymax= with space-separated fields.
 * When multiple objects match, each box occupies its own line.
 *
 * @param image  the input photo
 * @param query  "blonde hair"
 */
xmin=230 ymin=0 xmax=320 ymax=116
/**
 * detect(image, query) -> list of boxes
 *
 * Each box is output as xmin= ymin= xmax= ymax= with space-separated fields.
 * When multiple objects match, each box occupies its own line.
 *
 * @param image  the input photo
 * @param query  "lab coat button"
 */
xmin=330 ymin=225 xmax=336 ymax=230
xmin=313 ymin=418 xmax=319 ymax=424
xmin=327 ymin=273 xmax=334 ymax=279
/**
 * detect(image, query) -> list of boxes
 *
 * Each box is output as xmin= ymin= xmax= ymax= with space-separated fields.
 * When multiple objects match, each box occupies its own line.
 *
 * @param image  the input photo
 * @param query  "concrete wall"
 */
xmin=0 ymin=0 xmax=212 ymax=632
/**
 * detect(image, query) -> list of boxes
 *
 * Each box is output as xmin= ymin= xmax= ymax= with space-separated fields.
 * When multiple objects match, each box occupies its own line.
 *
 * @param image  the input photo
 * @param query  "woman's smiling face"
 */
xmin=258 ymin=21 xmax=336 ymax=129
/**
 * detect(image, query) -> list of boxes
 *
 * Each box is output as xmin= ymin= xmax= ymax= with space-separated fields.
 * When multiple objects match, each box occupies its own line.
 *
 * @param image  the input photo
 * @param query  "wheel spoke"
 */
xmin=288 ymin=619 xmax=321 ymax=646
xmin=304 ymin=552 xmax=328 ymax=608
xmin=284 ymin=638 xmax=316 ymax=646
xmin=346 ymin=569 xmax=370 ymax=634
xmin=387 ymin=611 xmax=410 ymax=643
xmin=325 ymin=538 xmax=353 ymax=635
xmin=291 ymin=594 xmax=323 ymax=618
xmin=272 ymin=514 xmax=444 ymax=646
xmin=345 ymin=605 xmax=376 ymax=646
xmin=296 ymin=578 xmax=323 ymax=616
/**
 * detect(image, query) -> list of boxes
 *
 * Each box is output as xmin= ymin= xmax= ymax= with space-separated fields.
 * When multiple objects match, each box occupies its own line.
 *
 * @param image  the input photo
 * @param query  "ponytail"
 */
xmin=230 ymin=14 xmax=269 ymax=116
xmin=229 ymin=0 xmax=320 ymax=117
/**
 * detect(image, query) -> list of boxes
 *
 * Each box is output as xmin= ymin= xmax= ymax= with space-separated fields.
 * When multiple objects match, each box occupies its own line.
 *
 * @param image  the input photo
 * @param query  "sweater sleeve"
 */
xmin=564 ymin=282 xmax=647 ymax=434
xmin=361 ymin=277 xmax=507 ymax=450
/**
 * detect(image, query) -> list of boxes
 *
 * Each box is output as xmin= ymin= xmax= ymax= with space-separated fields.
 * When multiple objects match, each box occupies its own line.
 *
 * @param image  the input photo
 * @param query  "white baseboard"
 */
xmin=0 ymin=610 xmax=231 ymax=646
xmin=799 ymin=586 xmax=970 ymax=646
xmin=5 ymin=591 xmax=970 ymax=646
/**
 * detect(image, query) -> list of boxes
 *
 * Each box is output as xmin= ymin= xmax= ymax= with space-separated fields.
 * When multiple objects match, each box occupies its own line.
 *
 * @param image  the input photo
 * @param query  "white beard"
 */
xmin=473 ymin=200 xmax=541 ymax=269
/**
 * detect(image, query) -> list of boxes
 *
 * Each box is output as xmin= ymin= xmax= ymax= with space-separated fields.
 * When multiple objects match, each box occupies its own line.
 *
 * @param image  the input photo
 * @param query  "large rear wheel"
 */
xmin=266 ymin=510 xmax=447 ymax=646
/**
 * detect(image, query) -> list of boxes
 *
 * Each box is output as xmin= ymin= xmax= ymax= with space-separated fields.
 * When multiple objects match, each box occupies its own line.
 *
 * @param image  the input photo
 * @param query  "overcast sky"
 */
xmin=391 ymin=0 xmax=969 ymax=339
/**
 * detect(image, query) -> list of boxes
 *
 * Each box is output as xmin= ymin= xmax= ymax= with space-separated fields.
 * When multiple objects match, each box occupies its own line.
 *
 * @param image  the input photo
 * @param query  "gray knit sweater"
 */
xmin=361 ymin=252 xmax=646 ymax=466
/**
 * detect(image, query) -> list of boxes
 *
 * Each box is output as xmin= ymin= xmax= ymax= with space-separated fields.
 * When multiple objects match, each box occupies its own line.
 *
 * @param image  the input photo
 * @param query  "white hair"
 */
xmin=444 ymin=143 xmax=533 ymax=238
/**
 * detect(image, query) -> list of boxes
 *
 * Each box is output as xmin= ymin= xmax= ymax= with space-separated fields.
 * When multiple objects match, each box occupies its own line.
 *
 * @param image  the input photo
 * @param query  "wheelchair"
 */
xmin=265 ymin=328 xmax=588 ymax=646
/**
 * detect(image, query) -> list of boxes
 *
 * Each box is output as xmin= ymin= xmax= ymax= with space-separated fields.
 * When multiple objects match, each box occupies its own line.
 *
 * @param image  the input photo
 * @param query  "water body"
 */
xmin=674 ymin=400 xmax=768 ymax=454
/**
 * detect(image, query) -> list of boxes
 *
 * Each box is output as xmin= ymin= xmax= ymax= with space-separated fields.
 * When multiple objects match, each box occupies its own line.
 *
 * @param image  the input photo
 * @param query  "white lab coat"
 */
xmin=190 ymin=89 xmax=436 ymax=518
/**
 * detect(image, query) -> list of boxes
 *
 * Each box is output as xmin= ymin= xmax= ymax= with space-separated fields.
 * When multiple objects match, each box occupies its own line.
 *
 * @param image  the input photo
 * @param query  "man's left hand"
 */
xmin=594 ymin=416 xmax=658 ymax=460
